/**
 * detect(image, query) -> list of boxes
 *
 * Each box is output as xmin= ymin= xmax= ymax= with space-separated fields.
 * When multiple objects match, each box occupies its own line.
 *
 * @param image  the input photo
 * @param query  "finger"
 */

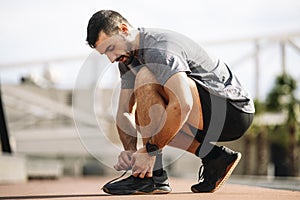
xmin=114 ymin=163 xmax=126 ymax=171
xmin=114 ymin=161 xmax=128 ymax=171
xmin=141 ymin=167 xmax=152 ymax=178
xmin=114 ymin=164 xmax=121 ymax=171
xmin=116 ymin=162 xmax=132 ymax=171
xmin=139 ymin=172 xmax=146 ymax=179
xmin=120 ymin=153 xmax=132 ymax=166
xmin=132 ymin=165 xmax=142 ymax=177
xmin=119 ymin=161 xmax=128 ymax=169
xmin=145 ymin=171 xmax=153 ymax=178
xmin=121 ymin=157 xmax=132 ymax=168
xmin=132 ymin=171 xmax=140 ymax=177
xmin=138 ymin=167 xmax=150 ymax=179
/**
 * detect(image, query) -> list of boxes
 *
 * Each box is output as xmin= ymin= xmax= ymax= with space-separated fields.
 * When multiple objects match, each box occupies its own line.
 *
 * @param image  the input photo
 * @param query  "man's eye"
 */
xmin=107 ymin=45 xmax=115 ymax=51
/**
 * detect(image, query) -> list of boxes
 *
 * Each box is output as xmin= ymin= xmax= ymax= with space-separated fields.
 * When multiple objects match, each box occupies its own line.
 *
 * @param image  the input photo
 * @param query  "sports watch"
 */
xmin=145 ymin=141 xmax=162 ymax=156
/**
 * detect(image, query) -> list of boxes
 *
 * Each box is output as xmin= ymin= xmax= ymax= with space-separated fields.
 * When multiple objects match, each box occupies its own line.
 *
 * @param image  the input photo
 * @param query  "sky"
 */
xmin=0 ymin=0 xmax=300 ymax=100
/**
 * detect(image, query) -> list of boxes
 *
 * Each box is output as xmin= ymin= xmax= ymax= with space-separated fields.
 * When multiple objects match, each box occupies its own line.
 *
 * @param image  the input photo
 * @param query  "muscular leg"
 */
xmin=134 ymin=67 xmax=204 ymax=155
xmin=134 ymin=67 xmax=169 ymax=175
xmin=168 ymin=124 xmax=200 ymax=154
xmin=168 ymin=77 xmax=204 ymax=154
xmin=134 ymin=67 xmax=245 ymax=193
xmin=134 ymin=67 xmax=168 ymax=143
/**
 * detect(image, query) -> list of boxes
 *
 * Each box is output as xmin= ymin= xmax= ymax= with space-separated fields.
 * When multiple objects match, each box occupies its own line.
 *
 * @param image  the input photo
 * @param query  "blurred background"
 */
xmin=0 ymin=0 xmax=299 ymax=190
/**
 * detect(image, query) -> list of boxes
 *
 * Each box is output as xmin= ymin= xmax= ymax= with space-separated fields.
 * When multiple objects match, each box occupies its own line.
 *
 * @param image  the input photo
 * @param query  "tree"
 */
xmin=266 ymin=73 xmax=299 ymax=176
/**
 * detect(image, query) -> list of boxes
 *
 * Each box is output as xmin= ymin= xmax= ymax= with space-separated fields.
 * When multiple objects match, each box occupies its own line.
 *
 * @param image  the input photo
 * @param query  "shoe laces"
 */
xmin=198 ymin=165 xmax=205 ymax=183
xmin=102 ymin=170 xmax=128 ymax=188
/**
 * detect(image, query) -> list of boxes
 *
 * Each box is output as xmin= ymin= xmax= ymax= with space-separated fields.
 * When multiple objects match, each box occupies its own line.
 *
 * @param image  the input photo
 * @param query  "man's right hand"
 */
xmin=114 ymin=150 xmax=135 ymax=171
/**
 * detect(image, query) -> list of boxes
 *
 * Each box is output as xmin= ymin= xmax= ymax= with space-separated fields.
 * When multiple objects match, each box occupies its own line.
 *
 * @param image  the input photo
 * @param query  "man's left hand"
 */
xmin=131 ymin=147 xmax=156 ymax=178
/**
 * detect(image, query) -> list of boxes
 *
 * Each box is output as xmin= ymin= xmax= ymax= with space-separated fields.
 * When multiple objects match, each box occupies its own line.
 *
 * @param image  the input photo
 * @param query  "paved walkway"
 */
xmin=0 ymin=176 xmax=299 ymax=200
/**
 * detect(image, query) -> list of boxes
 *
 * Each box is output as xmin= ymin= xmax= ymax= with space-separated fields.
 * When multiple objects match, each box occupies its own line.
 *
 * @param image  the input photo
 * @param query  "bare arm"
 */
xmin=116 ymin=89 xmax=137 ymax=151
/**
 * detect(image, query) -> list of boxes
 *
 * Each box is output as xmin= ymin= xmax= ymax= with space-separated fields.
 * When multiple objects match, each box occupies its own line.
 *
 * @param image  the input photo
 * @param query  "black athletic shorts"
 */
xmin=188 ymin=84 xmax=254 ymax=143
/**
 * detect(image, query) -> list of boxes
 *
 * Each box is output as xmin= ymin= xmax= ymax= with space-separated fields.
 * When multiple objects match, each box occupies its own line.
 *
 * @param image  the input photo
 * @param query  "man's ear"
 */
xmin=118 ymin=23 xmax=129 ymax=34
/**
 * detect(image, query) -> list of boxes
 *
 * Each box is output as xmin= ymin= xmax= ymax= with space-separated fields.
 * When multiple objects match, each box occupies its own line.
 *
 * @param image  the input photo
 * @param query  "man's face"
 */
xmin=95 ymin=31 xmax=134 ymax=65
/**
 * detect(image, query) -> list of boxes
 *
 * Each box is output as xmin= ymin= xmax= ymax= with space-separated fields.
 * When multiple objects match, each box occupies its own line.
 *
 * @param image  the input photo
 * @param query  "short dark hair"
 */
xmin=86 ymin=10 xmax=132 ymax=48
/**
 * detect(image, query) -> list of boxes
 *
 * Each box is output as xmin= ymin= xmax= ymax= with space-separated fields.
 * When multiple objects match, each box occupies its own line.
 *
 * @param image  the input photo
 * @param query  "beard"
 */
xmin=124 ymin=41 xmax=136 ymax=65
xmin=116 ymin=40 xmax=137 ymax=65
xmin=124 ymin=50 xmax=135 ymax=65
xmin=116 ymin=50 xmax=135 ymax=65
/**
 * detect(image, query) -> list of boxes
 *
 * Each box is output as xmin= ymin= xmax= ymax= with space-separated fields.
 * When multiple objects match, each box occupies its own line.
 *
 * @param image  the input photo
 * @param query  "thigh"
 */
xmin=192 ymin=84 xmax=254 ymax=142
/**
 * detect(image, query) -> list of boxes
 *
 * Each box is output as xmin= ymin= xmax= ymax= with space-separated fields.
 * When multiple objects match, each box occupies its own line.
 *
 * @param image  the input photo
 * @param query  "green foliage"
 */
xmin=266 ymin=73 xmax=297 ymax=112
xmin=253 ymin=99 xmax=266 ymax=114
xmin=248 ymin=73 xmax=299 ymax=176
xmin=244 ymin=73 xmax=300 ymax=141
xmin=267 ymin=125 xmax=289 ymax=147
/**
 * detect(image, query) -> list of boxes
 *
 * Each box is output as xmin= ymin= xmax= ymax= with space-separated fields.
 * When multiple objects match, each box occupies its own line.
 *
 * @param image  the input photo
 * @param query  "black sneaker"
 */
xmin=191 ymin=146 xmax=241 ymax=193
xmin=102 ymin=170 xmax=172 ymax=195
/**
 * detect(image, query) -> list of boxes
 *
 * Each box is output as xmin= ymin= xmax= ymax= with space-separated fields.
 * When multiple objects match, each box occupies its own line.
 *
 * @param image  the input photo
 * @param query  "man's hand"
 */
xmin=131 ymin=147 xmax=156 ymax=178
xmin=114 ymin=150 xmax=135 ymax=171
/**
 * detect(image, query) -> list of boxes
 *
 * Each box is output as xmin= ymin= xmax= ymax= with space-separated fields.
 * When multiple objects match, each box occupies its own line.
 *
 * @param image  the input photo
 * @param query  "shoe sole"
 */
xmin=103 ymin=187 xmax=171 ymax=195
xmin=135 ymin=189 xmax=171 ymax=195
xmin=211 ymin=152 xmax=242 ymax=192
xmin=152 ymin=188 xmax=172 ymax=194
